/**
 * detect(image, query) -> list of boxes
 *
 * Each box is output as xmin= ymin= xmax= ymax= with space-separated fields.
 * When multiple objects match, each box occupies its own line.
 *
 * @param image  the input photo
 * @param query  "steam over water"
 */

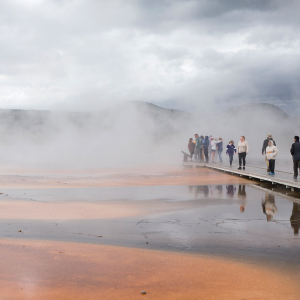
xmin=0 ymin=101 xmax=299 ymax=168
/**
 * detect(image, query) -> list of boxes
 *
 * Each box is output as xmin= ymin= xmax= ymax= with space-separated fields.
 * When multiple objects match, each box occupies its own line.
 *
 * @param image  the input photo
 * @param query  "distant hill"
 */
xmin=223 ymin=103 xmax=290 ymax=119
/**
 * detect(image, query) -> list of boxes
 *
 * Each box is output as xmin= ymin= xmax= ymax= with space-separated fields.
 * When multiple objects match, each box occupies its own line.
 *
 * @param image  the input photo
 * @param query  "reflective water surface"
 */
xmin=1 ymin=184 xmax=299 ymax=270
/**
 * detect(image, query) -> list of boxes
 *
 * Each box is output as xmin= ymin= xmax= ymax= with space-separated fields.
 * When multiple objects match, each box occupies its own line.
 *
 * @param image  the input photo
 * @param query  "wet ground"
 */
xmin=0 ymin=166 xmax=300 ymax=299
xmin=1 ymin=184 xmax=299 ymax=262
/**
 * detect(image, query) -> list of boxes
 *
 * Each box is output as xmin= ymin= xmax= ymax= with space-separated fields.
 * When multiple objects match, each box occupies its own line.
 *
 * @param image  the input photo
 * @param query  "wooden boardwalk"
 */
xmin=182 ymin=161 xmax=300 ymax=191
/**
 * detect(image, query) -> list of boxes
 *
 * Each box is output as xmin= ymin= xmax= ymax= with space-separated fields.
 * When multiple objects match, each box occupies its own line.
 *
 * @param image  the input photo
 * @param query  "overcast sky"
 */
xmin=0 ymin=0 xmax=299 ymax=114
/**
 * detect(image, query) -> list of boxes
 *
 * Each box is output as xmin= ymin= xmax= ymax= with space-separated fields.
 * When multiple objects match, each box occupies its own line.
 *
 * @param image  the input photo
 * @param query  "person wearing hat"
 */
xmin=262 ymin=133 xmax=276 ymax=172
xmin=291 ymin=136 xmax=300 ymax=179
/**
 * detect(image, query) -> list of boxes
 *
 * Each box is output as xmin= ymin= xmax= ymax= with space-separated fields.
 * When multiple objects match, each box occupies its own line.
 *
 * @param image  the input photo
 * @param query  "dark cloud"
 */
xmin=0 ymin=0 xmax=299 ymax=114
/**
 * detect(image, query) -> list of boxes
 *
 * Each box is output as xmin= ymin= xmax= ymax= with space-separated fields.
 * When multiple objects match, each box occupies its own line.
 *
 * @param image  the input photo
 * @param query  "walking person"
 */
xmin=188 ymin=138 xmax=195 ymax=161
xmin=265 ymin=140 xmax=278 ymax=175
xmin=217 ymin=137 xmax=223 ymax=162
xmin=202 ymin=136 xmax=210 ymax=163
xmin=210 ymin=137 xmax=222 ymax=163
xmin=226 ymin=140 xmax=236 ymax=166
xmin=262 ymin=133 xmax=276 ymax=172
xmin=290 ymin=136 xmax=300 ymax=179
xmin=237 ymin=136 xmax=248 ymax=170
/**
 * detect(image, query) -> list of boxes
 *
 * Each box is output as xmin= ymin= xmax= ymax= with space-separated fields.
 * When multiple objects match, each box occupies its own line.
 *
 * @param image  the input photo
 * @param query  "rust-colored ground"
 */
xmin=2 ymin=165 xmax=295 ymax=299
xmin=0 ymin=239 xmax=298 ymax=300
xmin=0 ymin=165 xmax=249 ymax=189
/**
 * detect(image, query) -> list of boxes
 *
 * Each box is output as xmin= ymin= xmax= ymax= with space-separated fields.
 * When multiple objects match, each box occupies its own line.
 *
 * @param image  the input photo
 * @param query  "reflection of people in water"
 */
xmin=226 ymin=185 xmax=236 ymax=198
xmin=188 ymin=185 xmax=209 ymax=198
xmin=262 ymin=193 xmax=277 ymax=221
xmin=290 ymin=202 xmax=300 ymax=236
xmin=237 ymin=185 xmax=247 ymax=212
xmin=215 ymin=185 xmax=223 ymax=195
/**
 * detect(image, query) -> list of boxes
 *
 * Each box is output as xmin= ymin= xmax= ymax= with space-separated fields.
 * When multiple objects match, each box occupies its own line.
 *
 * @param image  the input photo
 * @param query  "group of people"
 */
xmin=188 ymin=133 xmax=300 ymax=178
xmin=188 ymin=134 xmax=249 ymax=170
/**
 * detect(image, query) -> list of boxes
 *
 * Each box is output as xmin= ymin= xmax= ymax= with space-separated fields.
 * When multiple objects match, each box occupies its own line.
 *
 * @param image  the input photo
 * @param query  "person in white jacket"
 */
xmin=237 ymin=136 xmax=249 ymax=170
xmin=265 ymin=140 xmax=278 ymax=175
xmin=210 ymin=137 xmax=222 ymax=163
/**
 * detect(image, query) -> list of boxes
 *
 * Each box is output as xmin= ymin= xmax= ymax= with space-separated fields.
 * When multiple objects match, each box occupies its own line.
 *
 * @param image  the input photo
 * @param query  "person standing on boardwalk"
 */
xmin=210 ymin=137 xmax=222 ymax=163
xmin=194 ymin=134 xmax=202 ymax=161
xmin=188 ymin=138 xmax=196 ymax=161
xmin=217 ymin=137 xmax=223 ymax=162
xmin=226 ymin=140 xmax=236 ymax=166
xmin=237 ymin=136 xmax=248 ymax=170
xmin=262 ymin=133 xmax=276 ymax=172
xmin=200 ymin=136 xmax=205 ymax=162
xmin=265 ymin=140 xmax=278 ymax=175
xmin=290 ymin=135 xmax=300 ymax=179
xmin=202 ymin=136 xmax=210 ymax=163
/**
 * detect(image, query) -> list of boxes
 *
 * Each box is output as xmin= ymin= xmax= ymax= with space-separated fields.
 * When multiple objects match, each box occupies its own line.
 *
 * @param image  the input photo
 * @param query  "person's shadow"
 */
xmin=290 ymin=202 xmax=300 ymax=236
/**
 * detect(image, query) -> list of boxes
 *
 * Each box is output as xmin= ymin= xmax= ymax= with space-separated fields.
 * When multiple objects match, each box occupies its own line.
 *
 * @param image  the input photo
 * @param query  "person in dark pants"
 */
xmin=291 ymin=136 xmax=300 ymax=179
xmin=202 ymin=136 xmax=209 ymax=163
xmin=262 ymin=133 xmax=276 ymax=172
xmin=226 ymin=140 xmax=236 ymax=166
xmin=265 ymin=140 xmax=278 ymax=175
xmin=188 ymin=138 xmax=195 ymax=161
xmin=237 ymin=136 xmax=248 ymax=170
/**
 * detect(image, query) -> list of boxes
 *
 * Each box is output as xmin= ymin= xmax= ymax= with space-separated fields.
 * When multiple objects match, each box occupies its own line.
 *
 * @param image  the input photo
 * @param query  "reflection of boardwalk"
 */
xmin=182 ymin=161 xmax=300 ymax=190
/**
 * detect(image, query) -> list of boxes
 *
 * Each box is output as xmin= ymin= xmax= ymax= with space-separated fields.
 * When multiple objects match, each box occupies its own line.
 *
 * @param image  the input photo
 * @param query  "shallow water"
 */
xmin=1 ymin=184 xmax=299 ymax=270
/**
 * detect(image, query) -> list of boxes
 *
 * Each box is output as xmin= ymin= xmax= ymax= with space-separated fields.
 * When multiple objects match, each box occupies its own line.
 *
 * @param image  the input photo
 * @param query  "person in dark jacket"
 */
xmin=290 ymin=135 xmax=300 ymax=179
xmin=188 ymin=138 xmax=196 ymax=161
xmin=262 ymin=133 xmax=276 ymax=172
xmin=202 ymin=136 xmax=210 ymax=163
xmin=194 ymin=134 xmax=203 ymax=161
xmin=226 ymin=140 xmax=236 ymax=166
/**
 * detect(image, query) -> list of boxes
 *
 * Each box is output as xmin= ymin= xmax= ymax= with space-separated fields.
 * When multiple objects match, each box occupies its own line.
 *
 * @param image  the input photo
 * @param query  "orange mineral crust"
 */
xmin=0 ymin=166 xmax=249 ymax=189
xmin=0 ymin=239 xmax=298 ymax=300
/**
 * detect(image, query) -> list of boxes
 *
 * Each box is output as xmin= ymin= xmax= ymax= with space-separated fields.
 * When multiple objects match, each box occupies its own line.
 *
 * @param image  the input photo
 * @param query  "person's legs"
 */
xmin=204 ymin=149 xmax=208 ymax=163
xmin=242 ymin=152 xmax=246 ymax=167
xmin=212 ymin=150 xmax=215 ymax=163
xmin=190 ymin=151 xmax=194 ymax=160
xmin=229 ymin=154 xmax=233 ymax=165
xmin=265 ymin=156 xmax=270 ymax=172
xmin=219 ymin=150 xmax=223 ymax=162
xmin=200 ymin=148 xmax=203 ymax=162
xmin=294 ymin=160 xmax=299 ymax=177
xmin=269 ymin=159 xmax=275 ymax=173
xmin=238 ymin=153 xmax=242 ymax=167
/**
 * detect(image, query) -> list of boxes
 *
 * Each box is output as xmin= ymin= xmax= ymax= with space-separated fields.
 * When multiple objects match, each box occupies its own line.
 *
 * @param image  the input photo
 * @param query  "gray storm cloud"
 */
xmin=0 ymin=0 xmax=299 ymax=114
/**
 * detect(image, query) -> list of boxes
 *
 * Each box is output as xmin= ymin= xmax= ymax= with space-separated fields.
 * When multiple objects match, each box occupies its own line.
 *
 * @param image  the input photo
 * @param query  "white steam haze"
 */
xmin=0 ymin=0 xmax=299 ymax=168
